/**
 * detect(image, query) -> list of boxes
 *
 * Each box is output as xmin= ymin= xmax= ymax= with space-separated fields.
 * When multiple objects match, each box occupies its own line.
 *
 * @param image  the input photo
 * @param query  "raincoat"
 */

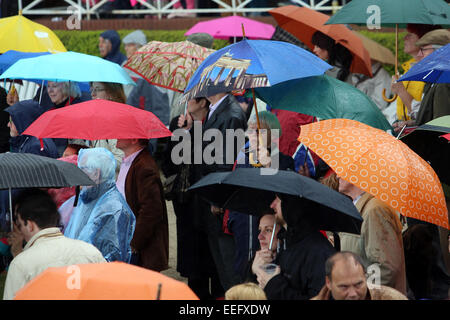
xmin=5 ymin=100 xmax=58 ymax=158
xmin=100 ymin=30 xmax=127 ymax=65
xmin=63 ymin=148 xmax=136 ymax=263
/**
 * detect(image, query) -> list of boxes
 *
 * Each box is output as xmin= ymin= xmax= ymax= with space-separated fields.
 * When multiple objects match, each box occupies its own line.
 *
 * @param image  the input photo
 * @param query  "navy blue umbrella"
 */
xmin=398 ymin=44 xmax=450 ymax=83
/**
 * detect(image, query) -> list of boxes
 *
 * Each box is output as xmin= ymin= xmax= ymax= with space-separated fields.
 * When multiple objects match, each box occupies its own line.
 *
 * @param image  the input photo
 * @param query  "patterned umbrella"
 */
xmin=123 ymin=40 xmax=215 ymax=92
xmin=299 ymin=119 xmax=449 ymax=229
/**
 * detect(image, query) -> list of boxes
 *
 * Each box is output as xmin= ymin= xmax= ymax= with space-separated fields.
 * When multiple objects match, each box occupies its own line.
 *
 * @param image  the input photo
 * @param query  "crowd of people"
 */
xmin=0 ymin=19 xmax=449 ymax=301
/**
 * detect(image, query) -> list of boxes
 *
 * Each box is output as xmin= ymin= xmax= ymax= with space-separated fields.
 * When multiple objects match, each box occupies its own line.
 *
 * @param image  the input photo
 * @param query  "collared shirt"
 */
xmin=353 ymin=192 xmax=364 ymax=206
xmin=116 ymin=148 xmax=143 ymax=199
xmin=207 ymin=94 xmax=228 ymax=121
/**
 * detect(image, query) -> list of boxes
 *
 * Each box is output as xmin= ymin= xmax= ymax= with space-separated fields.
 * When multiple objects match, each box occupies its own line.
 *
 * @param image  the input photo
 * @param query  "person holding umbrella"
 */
xmin=256 ymin=195 xmax=336 ymax=300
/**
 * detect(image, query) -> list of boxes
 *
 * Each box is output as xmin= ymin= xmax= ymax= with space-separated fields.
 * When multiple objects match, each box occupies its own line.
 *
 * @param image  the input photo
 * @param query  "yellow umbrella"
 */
xmin=354 ymin=32 xmax=396 ymax=66
xmin=0 ymin=14 xmax=66 ymax=53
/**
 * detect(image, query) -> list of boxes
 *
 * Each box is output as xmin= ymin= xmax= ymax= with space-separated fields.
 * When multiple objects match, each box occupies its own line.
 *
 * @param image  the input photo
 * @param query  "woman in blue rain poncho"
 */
xmin=63 ymin=148 xmax=136 ymax=262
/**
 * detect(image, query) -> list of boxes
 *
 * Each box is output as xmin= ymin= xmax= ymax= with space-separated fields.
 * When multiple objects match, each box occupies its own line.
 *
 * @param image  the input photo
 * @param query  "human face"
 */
xmin=90 ymin=82 xmax=108 ymax=100
xmin=326 ymin=259 xmax=368 ymax=300
xmin=403 ymin=32 xmax=420 ymax=56
xmin=47 ymin=81 xmax=67 ymax=105
xmin=417 ymin=45 xmax=435 ymax=59
xmin=258 ymin=214 xmax=280 ymax=251
xmin=124 ymin=43 xmax=139 ymax=58
xmin=99 ymin=37 xmax=112 ymax=58
xmin=338 ymin=176 xmax=353 ymax=197
xmin=116 ymin=138 xmax=133 ymax=151
xmin=313 ymin=45 xmax=329 ymax=61
xmin=186 ymin=98 xmax=206 ymax=118
xmin=15 ymin=214 xmax=34 ymax=242
xmin=8 ymin=117 xmax=18 ymax=137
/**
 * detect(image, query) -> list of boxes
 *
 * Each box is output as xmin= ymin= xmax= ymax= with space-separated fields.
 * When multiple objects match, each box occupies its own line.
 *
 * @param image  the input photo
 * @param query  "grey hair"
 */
xmin=60 ymin=81 xmax=81 ymax=99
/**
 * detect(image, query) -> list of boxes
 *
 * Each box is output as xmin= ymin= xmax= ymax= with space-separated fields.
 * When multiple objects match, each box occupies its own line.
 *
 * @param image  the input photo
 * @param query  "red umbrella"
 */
xmin=23 ymin=99 xmax=172 ymax=142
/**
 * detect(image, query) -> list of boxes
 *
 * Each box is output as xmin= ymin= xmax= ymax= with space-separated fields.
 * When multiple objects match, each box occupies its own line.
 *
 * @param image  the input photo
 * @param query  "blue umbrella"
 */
xmin=0 ymin=51 xmax=135 ymax=85
xmin=183 ymin=39 xmax=331 ymax=100
xmin=0 ymin=50 xmax=90 ymax=92
xmin=0 ymin=50 xmax=50 ymax=74
xmin=398 ymin=44 xmax=450 ymax=83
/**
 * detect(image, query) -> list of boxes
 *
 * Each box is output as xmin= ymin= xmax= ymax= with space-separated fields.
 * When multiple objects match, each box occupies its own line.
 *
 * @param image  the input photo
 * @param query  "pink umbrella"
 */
xmin=185 ymin=16 xmax=275 ymax=40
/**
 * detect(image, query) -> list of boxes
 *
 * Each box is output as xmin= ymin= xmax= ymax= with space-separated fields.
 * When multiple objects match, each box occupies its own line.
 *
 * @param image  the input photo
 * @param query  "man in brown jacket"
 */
xmin=311 ymin=252 xmax=407 ymax=300
xmin=337 ymin=177 xmax=407 ymax=295
xmin=116 ymin=139 xmax=169 ymax=271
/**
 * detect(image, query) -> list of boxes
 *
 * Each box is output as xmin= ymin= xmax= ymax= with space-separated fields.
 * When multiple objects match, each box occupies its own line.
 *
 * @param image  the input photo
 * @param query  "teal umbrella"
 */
xmin=326 ymin=0 xmax=450 ymax=102
xmin=254 ymin=74 xmax=393 ymax=132
xmin=326 ymin=0 xmax=450 ymax=28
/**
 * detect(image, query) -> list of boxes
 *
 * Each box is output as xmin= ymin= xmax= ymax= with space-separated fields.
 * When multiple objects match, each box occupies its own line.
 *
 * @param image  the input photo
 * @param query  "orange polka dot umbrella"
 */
xmin=298 ymin=119 xmax=449 ymax=229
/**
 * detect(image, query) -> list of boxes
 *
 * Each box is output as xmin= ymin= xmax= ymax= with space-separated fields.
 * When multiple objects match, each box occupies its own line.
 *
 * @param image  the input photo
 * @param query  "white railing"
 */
xmin=18 ymin=0 xmax=345 ymax=20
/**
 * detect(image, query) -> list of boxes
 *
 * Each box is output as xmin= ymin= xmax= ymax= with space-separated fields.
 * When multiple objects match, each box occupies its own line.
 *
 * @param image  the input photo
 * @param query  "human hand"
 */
xmin=256 ymin=265 xmax=280 ymax=290
xmin=7 ymin=227 xmax=24 ymax=257
xmin=210 ymin=205 xmax=224 ymax=216
xmin=390 ymin=75 xmax=405 ymax=96
xmin=177 ymin=113 xmax=193 ymax=130
xmin=7 ymin=89 xmax=19 ymax=106
xmin=252 ymin=249 xmax=275 ymax=275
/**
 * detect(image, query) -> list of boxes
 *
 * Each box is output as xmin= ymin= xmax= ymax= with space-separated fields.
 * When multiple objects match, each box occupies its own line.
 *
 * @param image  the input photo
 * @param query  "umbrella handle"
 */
xmin=382 ymin=89 xmax=397 ymax=103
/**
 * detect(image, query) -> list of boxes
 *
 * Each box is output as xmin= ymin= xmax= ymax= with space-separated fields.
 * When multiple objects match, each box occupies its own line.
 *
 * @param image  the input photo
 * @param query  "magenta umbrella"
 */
xmin=185 ymin=16 xmax=275 ymax=40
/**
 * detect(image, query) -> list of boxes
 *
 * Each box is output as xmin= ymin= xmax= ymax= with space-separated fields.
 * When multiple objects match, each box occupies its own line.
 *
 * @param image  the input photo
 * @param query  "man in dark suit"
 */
xmin=192 ymin=92 xmax=248 ymax=292
xmin=116 ymin=138 xmax=169 ymax=272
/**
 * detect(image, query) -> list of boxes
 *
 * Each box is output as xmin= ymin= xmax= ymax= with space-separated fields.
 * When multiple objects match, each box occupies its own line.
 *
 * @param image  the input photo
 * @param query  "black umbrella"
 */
xmin=188 ymin=168 xmax=363 ymax=234
xmin=0 ymin=152 xmax=95 ymax=230
xmin=400 ymin=118 xmax=450 ymax=186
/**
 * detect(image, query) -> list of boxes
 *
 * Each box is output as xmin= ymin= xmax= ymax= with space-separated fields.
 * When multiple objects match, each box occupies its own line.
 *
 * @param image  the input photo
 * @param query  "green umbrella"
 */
xmin=254 ymin=74 xmax=393 ymax=132
xmin=326 ymin=0 xmax=450 ymax=101
xmin=401 ymin=115 xmax=450 ymax=185
xmin=326 ymin=0 xmax=450 ymax=28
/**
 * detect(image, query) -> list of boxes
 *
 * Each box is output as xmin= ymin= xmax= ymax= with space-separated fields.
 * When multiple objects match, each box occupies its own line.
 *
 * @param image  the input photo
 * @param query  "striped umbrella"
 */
xmin=0 ymin=152 xmax=95 ymax=230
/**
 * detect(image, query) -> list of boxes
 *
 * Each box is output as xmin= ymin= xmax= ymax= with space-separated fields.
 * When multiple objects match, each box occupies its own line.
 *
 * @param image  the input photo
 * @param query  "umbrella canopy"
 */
xmin=23 ymin=99 xmax=172 ymax=141
xmin=269 ymin=6 xmax=372 ymax=77
xmin=14 ymin=261 xmax=199 ymax=300
xmin=183 ymin=38 xmax=331 ymax=101
xmin=0 ymin=152 xmax=94 ymax=189
xmin=189 ymin=168 xmax=363 ymax=234
xmin=298 ymin=118 xmax=449 ymax=229
xmin=0 ymin=14 xmax=67 ymax=53
xmin=0 ymin=50 xmax=51 ymax=74
xmin=0 ymin=51 xmax=135 ymax=85
xmin=398 ymin=44 xmax=450 ymax=83
xmin=184 ymin=16 xmax=276 ymax=40
xmin=400 ymin=116 xmax=450 ymax=185
xmin=254 ymin=74 xmax=393 ymax=131
xmin=354 ymin=32 xmax=396 ymax=65
xmin=325 ymin=0 xmax=450 ymax=28
xmin=124 ymin=40 xmax=215 ymax=92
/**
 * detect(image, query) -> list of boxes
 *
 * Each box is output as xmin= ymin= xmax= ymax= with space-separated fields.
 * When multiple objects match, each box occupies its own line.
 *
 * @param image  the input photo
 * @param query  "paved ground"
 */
xmin=161 ymin=200 xmax=187 ymax=284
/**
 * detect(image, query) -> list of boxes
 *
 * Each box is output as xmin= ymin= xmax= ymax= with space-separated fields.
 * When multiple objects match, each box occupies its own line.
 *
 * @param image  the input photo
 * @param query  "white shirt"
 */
xmin=207 ymin=94 xmax=228 ymax=121
xmin=116 ymin=148 xmax=143 ymax=199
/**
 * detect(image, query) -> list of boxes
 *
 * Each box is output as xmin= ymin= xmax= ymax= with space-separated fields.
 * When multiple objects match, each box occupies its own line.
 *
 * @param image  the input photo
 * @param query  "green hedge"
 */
xmin=54 ymin=29 xmax=407 ymax=75
xmin=54 ymin=29 xmax=229 ymax=56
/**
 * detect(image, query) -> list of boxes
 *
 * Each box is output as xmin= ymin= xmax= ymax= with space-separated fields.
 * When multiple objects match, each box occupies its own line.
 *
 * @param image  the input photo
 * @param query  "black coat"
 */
xmin=264 ymin=229 xmax=336 ymax=300
xmin=264 ymin=196 xmax=336 ymax=300
xmin=192 ymin=94 xmax=248 ymax=183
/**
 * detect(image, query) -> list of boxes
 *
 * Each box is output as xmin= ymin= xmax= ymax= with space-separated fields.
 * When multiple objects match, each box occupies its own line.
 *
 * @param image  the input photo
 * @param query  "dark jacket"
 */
xmin=5 ymin=100 xmax=58 ymax=158
xmin=192 ymin=94 xmax=248 ymax=183
xmin=100 ymin=30 xmax=127 ymax=65
xmin=415 ymin=83 xmax=450 ymax=126
xmin=0 ymin=87 xmax=10 ymax=153
xmin=125 ymin=148 xmax=169 ymax=272
xmin=264 ymin=196 xmax=336 ymax=300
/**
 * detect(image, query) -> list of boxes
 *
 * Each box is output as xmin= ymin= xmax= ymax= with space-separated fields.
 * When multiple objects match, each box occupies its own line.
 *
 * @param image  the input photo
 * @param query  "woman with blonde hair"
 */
xmin=225 ymin=282 xmax=267 ymax=300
